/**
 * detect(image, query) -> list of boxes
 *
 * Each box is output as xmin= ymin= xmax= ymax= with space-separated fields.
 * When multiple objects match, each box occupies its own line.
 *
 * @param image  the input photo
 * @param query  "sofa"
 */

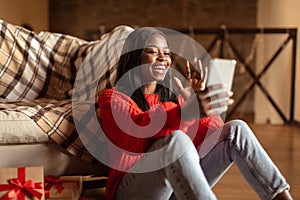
xmin=0 ymin=19 xmax=134 ymax=177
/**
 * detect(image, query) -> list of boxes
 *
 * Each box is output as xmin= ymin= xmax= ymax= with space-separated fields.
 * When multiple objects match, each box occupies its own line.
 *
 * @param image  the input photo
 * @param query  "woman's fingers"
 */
xmin=194 ymin=57 xmax=208 ymax=82
xmin=203 ymin=97 xmax=234 ymax=109
xmin=186 ymin=60 xmax=191 ymax=80
xmin=200 ymin=90 xmax=233 ymax=101
xmin=202 ymin=66 xmax=208 ymax=84
xmin=173 ymin=77 xmax=184 ymax=92
xmin=185 ymin=57 xmax=208 ymax=91
xmin=194 ymin=58 xmax=203 ymax=80
xmin=205 ymin=99 xmax=234 ymax=116
xmin=173 ymin=77 xmax=193 ymax=100
xmin=197 ymin=88 xmax=234 ymax=116
xmin=206 ymin=83 xmax=226 ymax=91
xmin=201 ymin=97 xmax=234 ymax=116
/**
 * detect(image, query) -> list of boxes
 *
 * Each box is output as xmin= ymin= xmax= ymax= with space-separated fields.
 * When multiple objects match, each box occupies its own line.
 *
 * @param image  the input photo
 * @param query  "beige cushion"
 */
xmin=0 ymin=110 xmax=109 ymax=175
xmin=0 ymin=143 xmax=108 ymax=176
xmin=0 ymin=110 xmax=50 ymax=144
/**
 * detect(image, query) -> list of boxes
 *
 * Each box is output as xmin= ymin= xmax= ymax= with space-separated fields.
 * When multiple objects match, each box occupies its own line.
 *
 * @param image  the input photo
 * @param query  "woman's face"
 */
xmin=140 ymin=33 xmax=171 ymax=82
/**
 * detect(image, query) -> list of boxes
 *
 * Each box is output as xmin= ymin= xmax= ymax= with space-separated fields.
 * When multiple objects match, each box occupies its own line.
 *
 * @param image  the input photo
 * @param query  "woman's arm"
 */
xmin=98 ymin=89 xmax=182 ymax=140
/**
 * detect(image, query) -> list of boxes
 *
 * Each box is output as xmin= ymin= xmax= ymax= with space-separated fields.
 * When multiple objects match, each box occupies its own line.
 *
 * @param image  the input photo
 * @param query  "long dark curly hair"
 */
xmin=114 ymin=27 xmax=178 ymax=111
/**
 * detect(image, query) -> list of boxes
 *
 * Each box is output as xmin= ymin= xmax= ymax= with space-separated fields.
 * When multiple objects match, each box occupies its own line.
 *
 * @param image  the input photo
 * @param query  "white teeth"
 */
xmin=152 ymin=65 xmax=165 ymax=70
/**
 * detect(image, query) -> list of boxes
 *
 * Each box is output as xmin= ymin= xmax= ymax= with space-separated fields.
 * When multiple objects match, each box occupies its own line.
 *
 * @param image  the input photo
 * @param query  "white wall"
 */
xmin=255 ymin=0 xmax=300 ymax=124
xmin=0 ymin=0 xmax=49 ymax=31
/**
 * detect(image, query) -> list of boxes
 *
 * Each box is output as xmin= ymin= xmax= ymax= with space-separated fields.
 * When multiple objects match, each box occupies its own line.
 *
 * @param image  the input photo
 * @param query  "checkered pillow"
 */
xmin=0 ymin=19 xmax=95 ymax=101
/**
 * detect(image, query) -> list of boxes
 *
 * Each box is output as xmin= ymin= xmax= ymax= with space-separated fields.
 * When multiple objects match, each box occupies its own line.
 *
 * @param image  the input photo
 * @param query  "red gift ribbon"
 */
xmin=0 ymin=167 xmax=44 ymax=200
xmin=44 ymin=175 xmax=80 ymax=198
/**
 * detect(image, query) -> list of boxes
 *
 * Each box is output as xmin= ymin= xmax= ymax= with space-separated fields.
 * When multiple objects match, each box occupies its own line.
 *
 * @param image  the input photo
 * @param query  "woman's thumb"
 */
xmin=173 ymin=77 xmax=184 ymax=92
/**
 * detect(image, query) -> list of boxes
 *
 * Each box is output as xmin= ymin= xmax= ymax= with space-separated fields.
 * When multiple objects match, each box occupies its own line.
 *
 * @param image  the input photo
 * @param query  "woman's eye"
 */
xmin=148 ymin=50 xmax=158 ymax=54
xmin=144 ymin=48 xmax=170 ymax=56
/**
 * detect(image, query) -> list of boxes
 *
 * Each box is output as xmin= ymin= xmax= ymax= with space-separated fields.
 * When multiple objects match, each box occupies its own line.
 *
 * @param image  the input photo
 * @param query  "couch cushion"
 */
xmin=0 ymin=143 xmax=108 ymax=176
xmin=0 ymin=110 xmax=50 ymax=144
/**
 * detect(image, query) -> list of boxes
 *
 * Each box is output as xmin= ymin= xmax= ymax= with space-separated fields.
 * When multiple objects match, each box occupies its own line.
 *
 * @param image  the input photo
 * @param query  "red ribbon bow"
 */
xmin=44 ymin=175 xmax=65 ymax=194
xmin=44 ymin=175 xmax=80 ymax=198
xmin=0 ymin=178 xmax=43 ymax=200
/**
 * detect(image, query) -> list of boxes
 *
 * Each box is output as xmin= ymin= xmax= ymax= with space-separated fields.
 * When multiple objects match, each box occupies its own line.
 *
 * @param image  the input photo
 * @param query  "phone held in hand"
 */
xmin=207 ymin=58 xmax=236 ymax=93
xmin=206 ymin=58 xmax=236 ymax=113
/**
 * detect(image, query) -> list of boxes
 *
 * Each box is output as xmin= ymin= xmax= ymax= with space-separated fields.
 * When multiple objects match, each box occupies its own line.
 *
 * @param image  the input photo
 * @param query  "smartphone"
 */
xmin=206 ymin=58 xmax=236 ymax=114
xmin=207 ymin=58 xmax=236 ymax=92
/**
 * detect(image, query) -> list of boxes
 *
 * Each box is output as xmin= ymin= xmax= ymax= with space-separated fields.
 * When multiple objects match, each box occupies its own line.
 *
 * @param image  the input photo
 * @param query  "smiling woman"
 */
xmin=140 ymin=33 xmax=171 ymax=87
xmin=98 ymin=27 xmax=293 ymax=200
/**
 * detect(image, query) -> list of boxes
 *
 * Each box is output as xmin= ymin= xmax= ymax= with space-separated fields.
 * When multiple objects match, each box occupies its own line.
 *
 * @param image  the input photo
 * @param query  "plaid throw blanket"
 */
xmin=0 ymin=19 xmax=133 ymax=163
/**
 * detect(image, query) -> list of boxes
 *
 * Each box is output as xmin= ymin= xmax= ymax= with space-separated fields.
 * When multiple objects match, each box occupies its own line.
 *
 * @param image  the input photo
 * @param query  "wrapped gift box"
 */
xmin=44 ymin=176 xmax=82 ymax=200
xmin=0 ymin=166 xmax=44 ymax=200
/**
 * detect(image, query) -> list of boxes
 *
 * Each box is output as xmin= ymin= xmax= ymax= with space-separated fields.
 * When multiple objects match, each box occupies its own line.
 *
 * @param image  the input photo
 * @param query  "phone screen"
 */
xmin=206 ymin=58 xmax=236 ymax=114
xmin=207 ymin=58 xmax=236 ymax=92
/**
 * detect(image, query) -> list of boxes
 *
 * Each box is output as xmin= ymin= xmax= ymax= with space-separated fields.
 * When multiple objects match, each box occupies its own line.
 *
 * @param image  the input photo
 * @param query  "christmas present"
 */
xmin=44 ymin=176 xmax=82 ymax=200
xmin=0 ymin=166 xmax=44 ymax=200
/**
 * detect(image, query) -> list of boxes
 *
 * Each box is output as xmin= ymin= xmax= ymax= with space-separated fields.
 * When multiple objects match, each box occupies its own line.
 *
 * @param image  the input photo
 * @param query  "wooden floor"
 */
xmin=213 ymin=123 xmax=300 ymax=199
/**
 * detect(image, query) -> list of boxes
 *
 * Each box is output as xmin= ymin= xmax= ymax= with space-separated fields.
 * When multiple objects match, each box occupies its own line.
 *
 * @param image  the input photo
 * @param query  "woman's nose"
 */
xmin=157 ymin=51 xmax=166 ymax=61
xmin=157 ymin=56 xmax=164 ymax=61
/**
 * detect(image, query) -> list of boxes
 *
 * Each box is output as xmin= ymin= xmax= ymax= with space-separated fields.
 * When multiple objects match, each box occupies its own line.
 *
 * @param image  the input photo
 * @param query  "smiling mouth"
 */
xmin=152 ymin=65 xmax=167 ymax=74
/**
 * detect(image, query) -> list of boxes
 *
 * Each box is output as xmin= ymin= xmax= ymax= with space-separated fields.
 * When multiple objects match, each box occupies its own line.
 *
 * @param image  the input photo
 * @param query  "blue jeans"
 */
xmin=115 ymin=120 xmax=290 ymax=200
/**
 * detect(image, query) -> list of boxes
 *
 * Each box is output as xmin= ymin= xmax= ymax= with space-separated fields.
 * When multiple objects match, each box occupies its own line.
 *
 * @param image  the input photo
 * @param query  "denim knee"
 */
xmin=162 ymin=130 xmax=196 ymax=164
xmin=223 ymin=120 xmax=252 ymax=139
xmin=170 ymin=130 xmax=193 ymax=146
xmin=134 ymin=130 xmax=195 ymax=173
xmin=226 ymin=119 xmax=249 ymax=130
xmin=169 ymin=130 xmax=194 ymax=150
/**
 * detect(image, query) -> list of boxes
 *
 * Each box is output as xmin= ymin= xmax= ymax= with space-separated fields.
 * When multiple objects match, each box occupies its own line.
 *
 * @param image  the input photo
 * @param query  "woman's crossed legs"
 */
xmin=115 ymin=120 xmax=290 ymax=200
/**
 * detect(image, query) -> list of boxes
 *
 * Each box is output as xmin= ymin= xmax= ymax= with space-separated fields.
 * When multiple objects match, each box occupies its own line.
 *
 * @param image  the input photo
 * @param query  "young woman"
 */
xmin=98 ymin=27 xmax=292 ymax=200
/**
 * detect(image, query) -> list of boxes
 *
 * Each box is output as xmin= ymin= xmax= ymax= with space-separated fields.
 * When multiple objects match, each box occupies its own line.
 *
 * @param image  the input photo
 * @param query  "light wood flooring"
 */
xmin=213 ymin=123 xmax=300 ymax=199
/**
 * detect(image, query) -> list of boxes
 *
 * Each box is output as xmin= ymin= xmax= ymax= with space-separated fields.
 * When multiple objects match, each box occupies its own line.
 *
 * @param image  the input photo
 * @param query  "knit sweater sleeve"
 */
xmin=98 ymin=89 xmax=182 ymax=151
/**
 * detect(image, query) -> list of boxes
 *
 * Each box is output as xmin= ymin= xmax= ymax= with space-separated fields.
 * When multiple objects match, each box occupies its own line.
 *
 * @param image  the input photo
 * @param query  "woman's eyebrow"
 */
xmin=146 ymin=45 xmax=170 ymax=49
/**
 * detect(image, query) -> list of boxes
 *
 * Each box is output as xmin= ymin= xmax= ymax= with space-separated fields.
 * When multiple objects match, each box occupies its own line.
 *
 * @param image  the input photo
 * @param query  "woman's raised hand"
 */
xmin=173 ymin=57 xmax=207 ymax=101
xmin=173 ymin=57 xmax=234 ymax=119
xmin=186 ymin=57 xmax=207 ymax=92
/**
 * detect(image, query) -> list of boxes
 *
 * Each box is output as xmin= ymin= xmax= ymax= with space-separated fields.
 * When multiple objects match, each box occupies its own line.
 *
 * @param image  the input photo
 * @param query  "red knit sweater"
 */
xmin=98 ymin=88 xmax=224 ymax=200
